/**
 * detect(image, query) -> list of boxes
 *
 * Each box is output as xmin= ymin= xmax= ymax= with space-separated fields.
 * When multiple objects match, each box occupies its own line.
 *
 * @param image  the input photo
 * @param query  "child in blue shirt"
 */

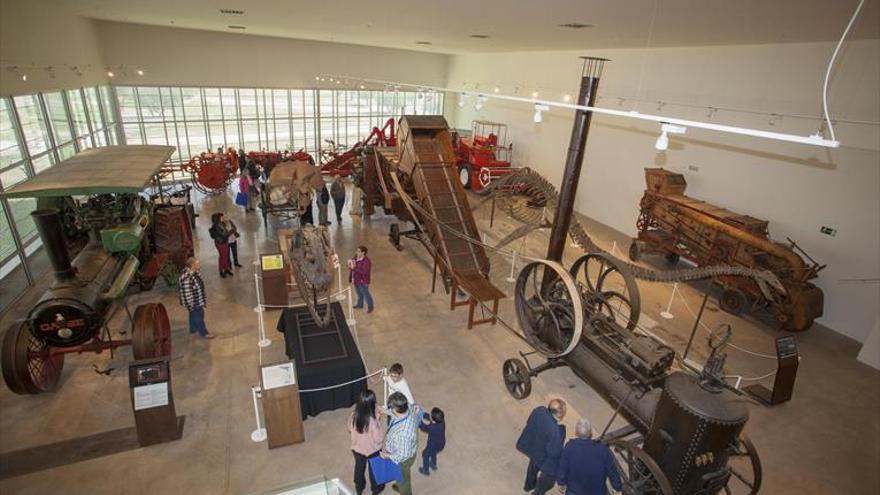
xmin=417 ymin=407 xmax=446 ymax=476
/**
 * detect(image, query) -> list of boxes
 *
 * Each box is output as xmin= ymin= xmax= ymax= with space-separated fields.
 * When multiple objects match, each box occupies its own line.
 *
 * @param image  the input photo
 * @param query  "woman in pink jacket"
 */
xmin=349 ymin=389 xmax=386 ymax=495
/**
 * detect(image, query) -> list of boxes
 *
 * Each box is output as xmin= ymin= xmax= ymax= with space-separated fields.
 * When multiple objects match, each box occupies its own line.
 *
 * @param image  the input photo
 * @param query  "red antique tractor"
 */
xmin=320 ymin=118 xmax=397 ymax=177
xmin=453 ymin=120 xmax=515 ymax=191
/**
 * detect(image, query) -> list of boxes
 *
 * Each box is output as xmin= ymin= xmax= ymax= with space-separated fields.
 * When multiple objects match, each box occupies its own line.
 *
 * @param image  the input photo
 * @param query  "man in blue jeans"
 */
xmin=178 ymin=257 xmax=215 ymax=339
xmin=348 ymin=246 xmax=374 ymax=313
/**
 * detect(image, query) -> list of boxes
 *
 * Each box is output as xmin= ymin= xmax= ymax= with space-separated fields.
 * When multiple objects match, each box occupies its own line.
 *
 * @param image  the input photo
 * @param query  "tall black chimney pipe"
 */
xmin=31 ymin=209 xmax=75 ymax=283
xmin=545 ymin=57 xmax=608 ymax=263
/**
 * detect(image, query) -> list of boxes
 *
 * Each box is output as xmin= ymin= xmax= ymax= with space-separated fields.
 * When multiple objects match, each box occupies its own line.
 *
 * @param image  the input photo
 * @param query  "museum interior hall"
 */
xmin=0 ymin=0 xmax=878 ymax=494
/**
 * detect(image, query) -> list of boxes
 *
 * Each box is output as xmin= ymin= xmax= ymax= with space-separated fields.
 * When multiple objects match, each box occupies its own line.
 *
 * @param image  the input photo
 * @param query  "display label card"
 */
xmin=261 ymin=254 xmax=284 ymax=271
xmin=261 ymin=362 xmax=296 ymax=390
xmin=133 ymin=382 xmax=169 ymax=410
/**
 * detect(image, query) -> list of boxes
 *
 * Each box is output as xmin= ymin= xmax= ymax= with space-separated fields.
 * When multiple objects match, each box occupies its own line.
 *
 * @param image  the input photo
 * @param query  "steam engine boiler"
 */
xmin=2 ymin=200 xmax=172 ymax=395
xmin=502 ymin=253 xmax=761 ymax=494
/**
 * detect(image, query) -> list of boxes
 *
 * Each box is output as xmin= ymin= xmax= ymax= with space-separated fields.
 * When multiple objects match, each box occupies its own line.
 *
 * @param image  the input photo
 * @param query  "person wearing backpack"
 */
xmin=318 ymin=184 xmax=331 ymax=226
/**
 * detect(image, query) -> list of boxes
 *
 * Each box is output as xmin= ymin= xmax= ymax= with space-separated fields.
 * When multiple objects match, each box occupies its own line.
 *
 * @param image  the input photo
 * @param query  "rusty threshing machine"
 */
xmin=630 ymin=168 xmax=824 ymax=331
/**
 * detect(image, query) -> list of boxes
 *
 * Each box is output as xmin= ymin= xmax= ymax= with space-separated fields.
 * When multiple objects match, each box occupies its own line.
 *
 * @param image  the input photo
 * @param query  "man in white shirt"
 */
xmin=384 ymin=363 xmax=415 ymax=404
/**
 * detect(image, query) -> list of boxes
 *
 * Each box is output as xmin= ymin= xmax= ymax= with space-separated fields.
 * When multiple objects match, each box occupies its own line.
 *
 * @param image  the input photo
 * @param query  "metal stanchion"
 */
xmin=346 ymin=286 xmax=357 ymax=326
xmin=506 ymin=250 xmax=518 ymax=283
xmin=254 ymin=306 xmax=271 ymax=348
xmin=660 ymin=283 xmax=678 ymax=319
xmin=250 ymin=386 xmax=267 ymax=442
xmin=334 ymin=255 xmax=346 ymax=301
xmin=253 ymin=271 xmax=272 ymax=348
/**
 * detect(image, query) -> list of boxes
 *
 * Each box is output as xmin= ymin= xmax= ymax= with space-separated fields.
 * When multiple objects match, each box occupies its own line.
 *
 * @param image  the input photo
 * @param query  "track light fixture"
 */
xmin=316 ymin=73 xmax=841 ymax=148
xmin=533 ymin=104 xmax=550 ymax=123
xmin=474 ymin=94 xmax=488 ymax=111
xmin=107 ymin=71 xmax=114 ymax=78
xmin=655 ymin=122 xmax=687 ymax=151
xmin=137 ymin=69 xmax=144 ymax=76
xmin=458 ymin=92 xmax=469 ymax=109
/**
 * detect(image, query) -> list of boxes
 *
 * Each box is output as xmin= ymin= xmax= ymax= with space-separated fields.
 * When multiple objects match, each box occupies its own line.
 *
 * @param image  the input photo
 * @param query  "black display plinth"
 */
xmin=276 ymin=303 xmax=366 ymax=419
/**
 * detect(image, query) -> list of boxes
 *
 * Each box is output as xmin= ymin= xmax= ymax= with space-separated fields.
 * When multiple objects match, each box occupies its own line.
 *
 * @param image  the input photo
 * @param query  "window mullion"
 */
xmin=8 ymin=98 xmax=36 ymax=177
xmin=37 ymin=93 xmax=60 ymax=163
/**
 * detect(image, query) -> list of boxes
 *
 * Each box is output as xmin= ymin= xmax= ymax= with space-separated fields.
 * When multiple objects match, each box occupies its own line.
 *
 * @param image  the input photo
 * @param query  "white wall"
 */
xmin=859 ymin=319 xmax=880 ymax=368
xmin=0 ymin=0 xmax=108 ymax=95
xmin=446 ymin=41 xmax=880 ymax=347
xmin=94 ymin=21 xmax=449 ymax=89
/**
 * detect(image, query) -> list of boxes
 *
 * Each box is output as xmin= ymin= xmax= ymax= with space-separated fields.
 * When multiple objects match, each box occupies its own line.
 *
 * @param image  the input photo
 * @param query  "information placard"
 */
xmin=261 ymin=254 xmax=284 ymax=271
xmin=261 ymin=361 xmax=296 ymax=390
xmin=133 ymin=382 xmax=170 ymax=410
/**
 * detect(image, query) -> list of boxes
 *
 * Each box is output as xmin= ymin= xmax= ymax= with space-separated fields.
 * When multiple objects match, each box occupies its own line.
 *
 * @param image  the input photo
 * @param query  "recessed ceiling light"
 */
xmin=220 ymin=9 xmax=245 ymax=15
xmin=469 ymin=34 xmax=490 ymax=39
xmin=558 ymin=23 xmax=592 ymax=29
xmin=228 ymin=25 xmax=246 ymax=30
xmin=415 ymin=41 xmax=432 ymax=45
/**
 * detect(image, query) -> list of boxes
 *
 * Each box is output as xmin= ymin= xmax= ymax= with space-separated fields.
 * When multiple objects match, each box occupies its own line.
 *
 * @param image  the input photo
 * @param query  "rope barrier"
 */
xmin=673 ymin=284 xmax=778 ymax=360
xmin=298 ymin=368 xmax=387 ymax=393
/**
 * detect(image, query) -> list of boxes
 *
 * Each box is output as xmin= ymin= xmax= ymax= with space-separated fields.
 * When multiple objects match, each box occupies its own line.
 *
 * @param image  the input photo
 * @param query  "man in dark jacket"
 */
xmin=516 ymin=399 xmax=567 ymax=495
xmin=558 ymin=418 xmax=622 ymax=495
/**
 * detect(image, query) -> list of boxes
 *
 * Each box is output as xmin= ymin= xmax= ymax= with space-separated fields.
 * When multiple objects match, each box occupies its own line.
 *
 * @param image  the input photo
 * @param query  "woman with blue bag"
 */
xmin=235 ymin=172 xmax=250 ymax=211
xmin=348 ymin=389 xmax=386 ymax=495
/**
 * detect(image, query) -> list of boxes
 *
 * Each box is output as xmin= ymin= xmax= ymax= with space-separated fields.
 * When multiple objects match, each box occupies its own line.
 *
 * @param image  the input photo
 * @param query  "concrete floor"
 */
xmin=0 ymin=184 xmax=878 ymax=495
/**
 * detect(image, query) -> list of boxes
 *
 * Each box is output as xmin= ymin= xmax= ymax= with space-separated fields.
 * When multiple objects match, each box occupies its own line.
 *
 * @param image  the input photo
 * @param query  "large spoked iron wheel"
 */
xmin=724 ymin=434 xmax=762 ymax=495
xmin=569 ymin=253 xmax=641 ymax=330
xmin=514 ymin=260 xmax=584 ymax=358
xmin=502 ymin=358 xmax=532 ymax=399
xmin=1 ymin=322 xmax=65 ymax=395
xmin=132 ymin=303 xmax=172 ymax=360
xmin=608 ymin=439 xmax=673 ymax=495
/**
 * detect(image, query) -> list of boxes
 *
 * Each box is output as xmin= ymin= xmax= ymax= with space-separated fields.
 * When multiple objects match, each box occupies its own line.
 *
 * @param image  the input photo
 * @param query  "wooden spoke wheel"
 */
xmin=608 ymin=439 xmax=673 ymax=495
xmin=514 ymin=260 xmax=583 ymax=358
xmin=1 ymin=321 xmax=64 ymax=395
xmin=569 ymin=253 xmax=641 ymax=330
xmin=724 ymin=434 xmax=762 ymax=495
xmin=628 ymin=240 xmax=642 ymax=262
xmin=720 ymin=287 xmax=749 ymax=316
xmin=132 ymin=303 xmax=172 ymax=360
xmin=502 ymin=358 xmax=532 ymax=399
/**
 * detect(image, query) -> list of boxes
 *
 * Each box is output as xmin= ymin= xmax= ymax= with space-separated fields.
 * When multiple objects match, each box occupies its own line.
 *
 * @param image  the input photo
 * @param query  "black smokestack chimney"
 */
xmin=30 ymin=209 xmax=75 ymax=283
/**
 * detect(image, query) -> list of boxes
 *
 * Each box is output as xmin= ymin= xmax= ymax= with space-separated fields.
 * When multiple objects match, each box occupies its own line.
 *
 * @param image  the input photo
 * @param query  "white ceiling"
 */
xmin=49 ymin=0 xmax=880 ymax=54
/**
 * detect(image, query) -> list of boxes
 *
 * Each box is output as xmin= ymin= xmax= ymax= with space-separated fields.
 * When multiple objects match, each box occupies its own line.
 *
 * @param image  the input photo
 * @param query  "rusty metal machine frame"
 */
xmin=631 ymin=168 xmax=824 ymax=331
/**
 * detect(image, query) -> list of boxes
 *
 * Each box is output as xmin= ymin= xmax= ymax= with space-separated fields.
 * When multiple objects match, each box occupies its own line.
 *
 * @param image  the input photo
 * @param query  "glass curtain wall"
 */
xmin=115 ymin=86 xmax=444 ymax=162
xmin=0 ymin=86 xmax=120 ymax=311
